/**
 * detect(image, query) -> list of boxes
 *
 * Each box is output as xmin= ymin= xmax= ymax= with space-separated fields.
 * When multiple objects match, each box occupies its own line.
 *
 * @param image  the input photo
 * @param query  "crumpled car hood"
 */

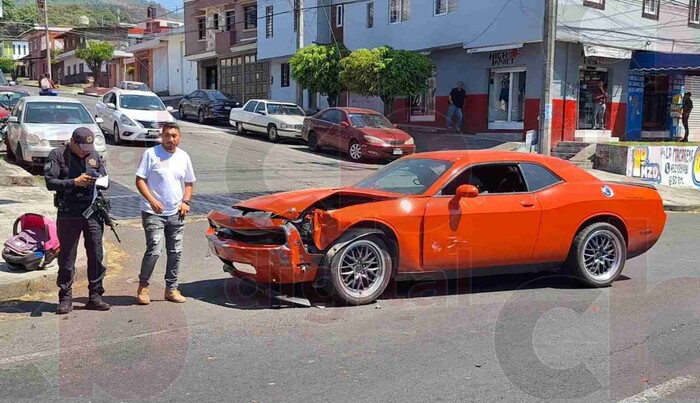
xmin=234 ymin=187 xmax=400 ymax=219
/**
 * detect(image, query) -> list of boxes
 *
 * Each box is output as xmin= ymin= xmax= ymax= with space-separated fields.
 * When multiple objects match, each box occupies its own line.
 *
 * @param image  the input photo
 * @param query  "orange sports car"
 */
xmin=206 ymin=151 xmax=667 ymax=305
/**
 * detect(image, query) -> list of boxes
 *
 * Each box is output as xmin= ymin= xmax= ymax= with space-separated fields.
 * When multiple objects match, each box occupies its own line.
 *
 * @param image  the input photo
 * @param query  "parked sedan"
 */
xmin=4 ymin=96 xmax=106 ymax=166
xmin=206 ymin=151 xmax=667 ymax=305
xmin=229 ymin=99 xmax=306 ymax=142
xmin=178 ymin=90 xmax=241 ymax=124
xmin=301 ymin=107 xmax=416 ymax=161
xmin=95 ymin=89 xmax=175 ymax=144
xmin=0 ymin=86 xmax=29 ymax=119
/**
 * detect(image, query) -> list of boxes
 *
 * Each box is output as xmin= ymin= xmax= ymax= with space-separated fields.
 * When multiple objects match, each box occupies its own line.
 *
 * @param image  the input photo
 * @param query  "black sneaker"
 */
xmin=85 ymin=296 xmax=111 ymax=311
xmin=56 ymin=299 xmax=72 ymax=315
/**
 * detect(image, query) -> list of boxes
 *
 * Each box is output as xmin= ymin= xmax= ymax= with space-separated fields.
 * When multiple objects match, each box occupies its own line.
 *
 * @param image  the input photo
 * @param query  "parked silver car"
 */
xmin=4 ymin=96 xmax=106 ymax=166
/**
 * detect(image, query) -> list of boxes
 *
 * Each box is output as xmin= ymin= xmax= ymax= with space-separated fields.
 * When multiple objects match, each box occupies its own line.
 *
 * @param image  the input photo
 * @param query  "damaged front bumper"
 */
xmin=206 ymin=208 xmax=323 ymax=284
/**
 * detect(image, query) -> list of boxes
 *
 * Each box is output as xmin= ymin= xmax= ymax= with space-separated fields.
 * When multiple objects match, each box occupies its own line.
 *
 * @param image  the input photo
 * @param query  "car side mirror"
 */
xmin=340 ymin=121 xmax=350 ymax=127
xmin=455 ymin=184 xmax=479 ymax=199
xmin=95 ymin=117 xmax=104 ymax=124
xmin=107 ymin=103 xmax=116 ymax=110
xmin=166 ymin=106 xmax=174 ymax=112
xmin=7 ymin=116 xmax=18 ymax=123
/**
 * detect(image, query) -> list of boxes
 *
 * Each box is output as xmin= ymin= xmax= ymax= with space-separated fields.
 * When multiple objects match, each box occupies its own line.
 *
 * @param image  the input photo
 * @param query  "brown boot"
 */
xmin=164 ymin=289 xmax=186 ymax=303
xmin=136 ymin=285 xmax=150 ymax=305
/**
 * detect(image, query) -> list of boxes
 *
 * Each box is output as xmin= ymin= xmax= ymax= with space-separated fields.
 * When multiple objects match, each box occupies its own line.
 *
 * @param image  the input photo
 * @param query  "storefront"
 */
xmin=625 ymin=51 xmax=700 ymax=141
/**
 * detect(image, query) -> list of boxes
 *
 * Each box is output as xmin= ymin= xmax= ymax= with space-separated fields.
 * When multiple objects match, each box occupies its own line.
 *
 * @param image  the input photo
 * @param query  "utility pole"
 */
xmin=295 ymin=0 xmax=304 ymax=107
xmin=38 ymin=0 xmax=51 ymax=79
xmin=538 ymin=0 xmax=557 ymax=155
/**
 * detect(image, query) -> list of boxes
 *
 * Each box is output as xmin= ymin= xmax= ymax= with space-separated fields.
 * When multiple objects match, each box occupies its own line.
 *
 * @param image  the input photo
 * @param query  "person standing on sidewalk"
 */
xmin=446 ymin=81 xmax=466 ymax=132
xmin=135 ymin=122 xmax=195 ymax=305
xmin=44 ymin=128 xmax=111 ymax=314
xmin=681 ymin=92 xmax=693 ymax=142
xmin=593 ymin=81 xmax=608 ymax=130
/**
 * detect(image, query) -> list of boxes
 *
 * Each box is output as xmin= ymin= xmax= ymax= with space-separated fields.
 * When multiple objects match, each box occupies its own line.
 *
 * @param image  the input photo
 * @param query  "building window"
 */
xmin=79 ymin=63 xmax=84 ymax=74
xmin=583 ymin=0 xmax=605 ymax=10
xmin=488 ymin=69 xmax=527 ymax=129
xmin=213 ymin=13 xmax=220 ymax=31
xmin=642 ymin=0 xmax=660 ymax=20
xmin=244 ymin=6 xmax=257 ymax=30
xmin=410 ymin=66 xmax=437 ymax=122
xmin=294 ymin=0 xmax=300 ymax=32
xmin=690 ymin=0 xmax=700 ymax=25
xmin=434 ymin=0 xmax=449 ymax=16
xmin=281 ymin=63 xmax=290 ymax=87
xmin=225 ymin=10 xmax=235 ymax=31
xmin=198 ymin=18 xmax=206 ymax=40
xmin=367 ymin=2 xmax=374 ymax=28
xmin=336 ymin=5 xmax=344 ymax=27
xmin=389 ymin=0 xmax=409 ymax=24
xmin=266 ymin=6 xmax=274 ymax=38
xmin=67 ymin=66 xmax=71 ymax=76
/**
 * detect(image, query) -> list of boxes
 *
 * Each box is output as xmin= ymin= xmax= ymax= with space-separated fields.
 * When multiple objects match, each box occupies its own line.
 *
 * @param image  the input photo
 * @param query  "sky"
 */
xmin=155 ymin=0 xmax=183 ymax=12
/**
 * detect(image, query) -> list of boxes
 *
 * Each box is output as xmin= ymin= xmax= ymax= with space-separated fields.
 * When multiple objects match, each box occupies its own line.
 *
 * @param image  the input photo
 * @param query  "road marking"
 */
xmin=617 ymin=375 xmax=698 ymax=403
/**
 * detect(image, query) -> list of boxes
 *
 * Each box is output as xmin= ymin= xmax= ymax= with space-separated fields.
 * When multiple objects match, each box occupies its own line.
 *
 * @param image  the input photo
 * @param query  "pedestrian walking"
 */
xmin=446 ymin=81 xmax=466 ymax=132
xmin=135 ymin=122 xmax=196 ymax=305
xmin=44 ymin=128 xmax=112 ymax=314
xmin=593 ymin=81 xmax=607 ymax=130
xmin=681 ymin=92 xmax=693 ymax=142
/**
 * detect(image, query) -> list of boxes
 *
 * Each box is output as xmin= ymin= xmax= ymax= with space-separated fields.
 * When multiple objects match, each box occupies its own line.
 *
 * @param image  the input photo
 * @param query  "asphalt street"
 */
xmin=1 ymin=88 xmax=699 ymax=402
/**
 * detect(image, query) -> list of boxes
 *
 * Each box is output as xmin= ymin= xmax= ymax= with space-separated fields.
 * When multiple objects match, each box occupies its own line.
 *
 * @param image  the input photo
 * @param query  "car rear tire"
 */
xmin=307 ymin=132 xmax=321 ymax=152
xmin=348 ymin=140 xmax=363 ymax=161
xmin=236 ymin=122 xmax=246 ymax=135
xmin=113 ymin=123 xmax=122 ymax=145
xmin=267 ymin=125 xmax=279 ymax=142
xmin=567 ymin=222 xmax=626 ymax=287
xmin=325 ymin=235 xmax=392 ymax=305
xmin=198 ymin=109 xmax=206 ymax=124
xmin=179 ymin=106 xmax=187 ymax=120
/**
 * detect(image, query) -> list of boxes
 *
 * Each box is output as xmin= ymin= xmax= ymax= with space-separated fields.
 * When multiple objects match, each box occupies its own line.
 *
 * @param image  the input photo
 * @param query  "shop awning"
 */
xmin=583 ymin=44 xmax=632 ymax=59
xmin=630 ymin=51 xmax=700 ymax=71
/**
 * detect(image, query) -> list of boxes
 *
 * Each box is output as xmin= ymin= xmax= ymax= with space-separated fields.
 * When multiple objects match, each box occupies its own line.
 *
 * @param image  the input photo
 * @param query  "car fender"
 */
xmin=318 ymin=227 xmax=387 ymax=269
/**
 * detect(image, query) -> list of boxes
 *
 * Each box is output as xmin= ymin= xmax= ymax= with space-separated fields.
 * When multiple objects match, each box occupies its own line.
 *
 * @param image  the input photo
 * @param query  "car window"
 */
xmin=441 ymin=164 xmax=528 ymax=195
xmin=520 ymin=163 xmax=563 ymax=192
xmin=244 ymin=101 xmax=258 ymax=112
xmin=209 ymin=91 xmax=230 ymax=100
xmin=255 ymin=102 xmax=266 ymax=114
xmin=321 ymin=109 xmax=339 ymax=124
xmin=24 ymin=102 xmax=94 ymax=124
xmin=12 ymin=100 xmax=23 ymax=117
xmin=317 ymin=110 xmax=333 ymax=123
xmin=354 ymin=158 xmax=453 ymax=195
xmin=102 ymin=93 xmax=111 ymax=103
xmin=337 ymin=110 xmax=348 ymax=124
xmin=0 ymin=91 xmax=27 ymax=108
xmin=267 ymin=103 xmax=305 ymax=116
xmin=120 ymin=95 xmax=166 ymax=111
xmin=349 ymin=113 xmax=393 ymax=128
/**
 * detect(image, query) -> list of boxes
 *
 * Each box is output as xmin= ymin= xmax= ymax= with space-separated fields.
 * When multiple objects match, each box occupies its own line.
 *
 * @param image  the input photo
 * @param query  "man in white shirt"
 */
xmin=135 ymin=122 xmax=196 ymax=304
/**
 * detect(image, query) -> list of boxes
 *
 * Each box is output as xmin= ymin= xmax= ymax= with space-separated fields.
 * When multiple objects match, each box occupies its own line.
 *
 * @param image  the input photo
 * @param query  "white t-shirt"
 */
xmin=136 ymin=145 xmax=196 ymax=216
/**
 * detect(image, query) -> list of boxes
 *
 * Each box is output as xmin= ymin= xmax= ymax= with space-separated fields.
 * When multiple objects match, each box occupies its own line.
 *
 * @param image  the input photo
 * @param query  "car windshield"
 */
xmin=349 ymin=113 xmax=393 ymax=128
xmin=209 ymin=91 xmax=230 ymax=100
xmin=125 ymin=82 xmax=149 ymax=91
xmin=120 ymin=95 xmax=165 ymax=111
xmin=267 ymin=103 xmax=305 ymax=116
xmin=353 ymin=158 xmax=454 ymax=195
xmin=0 ymin=92 xmax=27 ymax=107
xmin=24 ymin=102 xmax=94 ymax=124
xmin=0 ymin=71 xmax=7 ymax=85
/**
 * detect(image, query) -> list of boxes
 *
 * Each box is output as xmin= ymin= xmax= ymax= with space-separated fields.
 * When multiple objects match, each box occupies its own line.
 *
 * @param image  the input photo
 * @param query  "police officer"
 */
xmin=44 ymin=127 xmax=111 ymax=314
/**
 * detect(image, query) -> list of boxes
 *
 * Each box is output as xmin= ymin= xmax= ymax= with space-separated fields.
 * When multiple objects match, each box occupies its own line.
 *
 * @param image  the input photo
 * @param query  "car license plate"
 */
xmin=225 ymin=106 xmax=232 ymax=110
xmin=147 ymin=130 xmax=159 ymax=137
xmin=393 ymin=149 xmax=403 ymax=155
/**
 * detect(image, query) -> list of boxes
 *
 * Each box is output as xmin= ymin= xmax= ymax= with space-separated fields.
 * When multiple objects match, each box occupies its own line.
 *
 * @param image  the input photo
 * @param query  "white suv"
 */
xmin=95 ymin=89 xmax=175 ymax=144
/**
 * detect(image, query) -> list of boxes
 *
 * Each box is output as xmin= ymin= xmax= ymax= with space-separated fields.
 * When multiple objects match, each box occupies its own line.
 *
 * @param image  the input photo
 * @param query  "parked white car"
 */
xmin=229 ymin=99 xmax=307 ymax=142
xmin=95 ymin=89 xmax=175 ymax=144
xmin=4 ymin=96 xmax=106 ymax=166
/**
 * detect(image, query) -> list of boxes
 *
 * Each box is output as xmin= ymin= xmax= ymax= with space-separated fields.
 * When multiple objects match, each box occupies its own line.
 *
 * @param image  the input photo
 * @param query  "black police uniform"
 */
xmin=44 ymin=145 xmax=108 ymax=302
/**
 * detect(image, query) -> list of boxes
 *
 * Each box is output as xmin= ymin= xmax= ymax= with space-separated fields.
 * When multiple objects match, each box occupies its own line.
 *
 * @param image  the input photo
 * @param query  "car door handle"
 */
xmin=521 ymin=201 xmax=535 ymax=208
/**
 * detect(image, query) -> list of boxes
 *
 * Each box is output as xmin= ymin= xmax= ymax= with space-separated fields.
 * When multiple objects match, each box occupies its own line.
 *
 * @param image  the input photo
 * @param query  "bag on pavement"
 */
xmin=2 ymin=213 xmax=60 ymax=271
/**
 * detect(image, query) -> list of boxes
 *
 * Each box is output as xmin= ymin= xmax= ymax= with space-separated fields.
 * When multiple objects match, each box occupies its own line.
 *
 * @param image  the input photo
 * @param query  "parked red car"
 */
xmin=301 ymin=107 xmax=416 ymax=161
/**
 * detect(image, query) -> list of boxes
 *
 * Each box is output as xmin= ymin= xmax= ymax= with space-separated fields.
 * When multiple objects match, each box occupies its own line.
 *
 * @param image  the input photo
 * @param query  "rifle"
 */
xmin=82 ymin=194 xmax=121 ymax=243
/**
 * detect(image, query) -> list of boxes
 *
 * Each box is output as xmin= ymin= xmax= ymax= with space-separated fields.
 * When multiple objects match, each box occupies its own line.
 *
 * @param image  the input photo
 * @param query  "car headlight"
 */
xmin=405 ymin=137 xmax=415 ymax=145
xmin=94 ymin=134 xmax=105 ymax=146
xmin=26 ymin=134 xmax=40 ymax=146
xmin=120 ymin=115 xmax=136 ymax=126
xmin=280 ymin=123 xmax=293 ymax=129
xmin=364 ymin=135 xmax=386 ymax=144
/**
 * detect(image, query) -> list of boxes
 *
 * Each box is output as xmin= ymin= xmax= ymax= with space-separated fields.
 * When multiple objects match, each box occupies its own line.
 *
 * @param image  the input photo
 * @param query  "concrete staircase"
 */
xmin=552 ymin=141 xmax=595 ymax=169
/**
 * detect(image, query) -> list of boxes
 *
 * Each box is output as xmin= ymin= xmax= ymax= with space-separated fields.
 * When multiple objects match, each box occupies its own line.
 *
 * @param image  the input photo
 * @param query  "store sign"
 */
xmin=625 ymin=71 xmax=645 ymax=141
xmin=626 ymin=145 xmax=700 ymax=188
xmin=489 ymin=49 xmax=519 ymax=66
xmin=583 ymin=56 xmax=604 ymax=66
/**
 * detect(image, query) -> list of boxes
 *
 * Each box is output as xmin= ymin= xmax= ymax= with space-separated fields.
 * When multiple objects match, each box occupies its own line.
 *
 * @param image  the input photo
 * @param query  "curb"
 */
xmin=663 ymin=204 xmax=700 ymax=213
xmin=0 ymin=270 xmax=57 ymax=302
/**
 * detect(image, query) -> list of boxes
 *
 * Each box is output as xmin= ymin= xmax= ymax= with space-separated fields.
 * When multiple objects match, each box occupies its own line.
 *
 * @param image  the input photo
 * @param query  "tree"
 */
xmin=289 ymin=44 xmax=349 ymax=107
xmin=340 ymin=46 xmax=432 ymax=117
xmin=0 ymin=57 xmax=15 ymax=74
xmin=76 ymin=41 xmax=114 ymax=88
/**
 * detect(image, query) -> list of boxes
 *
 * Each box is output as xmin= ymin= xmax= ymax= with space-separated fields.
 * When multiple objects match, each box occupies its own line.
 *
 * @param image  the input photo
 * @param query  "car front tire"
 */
xmin=567 ymin=222 xmax=627 ymax=287
xmin=198 ymin=109 xmax=206 ymax=124
xmin=267 ymin=125 xmax=279 ymax=142
xmin=179 ymin=106 xmax=187 ymax=120
xmin=236 ymin=122 xmax=246 ymax=135
xmin=307 ymin=132 xmax=321 ymax=152
xmin=348 ymin=139 xmax=363 ymax=161
xmin=113 ymin=123 xmax=122 ymax=145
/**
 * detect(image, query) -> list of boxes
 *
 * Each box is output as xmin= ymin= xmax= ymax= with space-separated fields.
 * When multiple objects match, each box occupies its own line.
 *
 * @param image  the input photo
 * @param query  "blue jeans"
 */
xmin=446 ymin=104 xmax=463 ymax=129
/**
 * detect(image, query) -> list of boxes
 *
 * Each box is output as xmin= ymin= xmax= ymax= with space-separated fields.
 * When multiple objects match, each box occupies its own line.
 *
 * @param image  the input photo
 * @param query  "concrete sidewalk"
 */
xmin=0 ymin=157 xmax=58 ymax=301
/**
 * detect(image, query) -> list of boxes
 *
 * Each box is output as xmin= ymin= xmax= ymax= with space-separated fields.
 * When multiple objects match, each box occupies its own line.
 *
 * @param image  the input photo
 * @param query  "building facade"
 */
xmin=184 ymin=0 xmax=269 ymax=103
xmin=19 ymin=27 xmax=69 ymax=80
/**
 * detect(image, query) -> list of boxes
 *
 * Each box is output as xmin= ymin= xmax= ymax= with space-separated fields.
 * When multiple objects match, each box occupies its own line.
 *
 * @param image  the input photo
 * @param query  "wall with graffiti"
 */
xmin=626 ymin=146 xmax=700 ymax=188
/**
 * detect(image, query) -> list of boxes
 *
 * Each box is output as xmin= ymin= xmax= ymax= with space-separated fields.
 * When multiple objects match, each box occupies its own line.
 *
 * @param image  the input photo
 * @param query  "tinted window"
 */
xmin=520 ymin=163 xmax=563 ymax=191
xmin=194 ymin=91 xmax=204 ymax=99
xmin=255 ymin=102 xmax=266 ymax=113
xmin=0 ymin=91 xmax=27 ymax=108
xmin=244 ymin=101 xmax=258 ymax=112
xmin=317 ymin=110 xmax=334 ymax=122
xmin=209 ymin=91 xmax=230 ymax=100
xmin=354 ymin=158 xmax=453 ymax=195
xmin=442 ymin=164 xmax=528 ymax=195
xmin=24 ymin=102 xmax=94 ymax=124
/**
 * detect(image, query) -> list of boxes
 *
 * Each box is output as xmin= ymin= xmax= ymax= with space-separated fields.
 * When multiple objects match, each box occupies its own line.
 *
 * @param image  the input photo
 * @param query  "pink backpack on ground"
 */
xmin=2 ymin=213 xmax=60 ymax=271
